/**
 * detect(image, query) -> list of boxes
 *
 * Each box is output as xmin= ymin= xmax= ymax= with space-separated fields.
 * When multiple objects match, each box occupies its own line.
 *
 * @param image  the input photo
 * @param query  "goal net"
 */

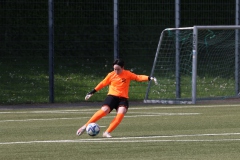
xmin=144 ymin=25 xmax=240 ymax=104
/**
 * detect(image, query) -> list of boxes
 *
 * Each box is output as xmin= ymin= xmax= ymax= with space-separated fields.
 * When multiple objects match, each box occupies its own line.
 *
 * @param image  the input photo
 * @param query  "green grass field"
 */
xmin=0 ymin=58 xmax=236 ymax=104
xmin=0 ymin=103 xmax=240 ymax=160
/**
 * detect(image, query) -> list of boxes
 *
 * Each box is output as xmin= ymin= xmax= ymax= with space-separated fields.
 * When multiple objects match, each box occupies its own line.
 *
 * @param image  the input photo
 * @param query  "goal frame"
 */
xmin=144 ymin=25 xmax=240 ymax=104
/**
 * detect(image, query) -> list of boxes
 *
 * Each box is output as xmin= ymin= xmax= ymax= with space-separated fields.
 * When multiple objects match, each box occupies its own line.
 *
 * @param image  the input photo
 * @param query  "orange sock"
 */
xmin=106 ymin=113 xmax=124 ymax=133
xmin=85 ymin=109 xmax=107 ymax=126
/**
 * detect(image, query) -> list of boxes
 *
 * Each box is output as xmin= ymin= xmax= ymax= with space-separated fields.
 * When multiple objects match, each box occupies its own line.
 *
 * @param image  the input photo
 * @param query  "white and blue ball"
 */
xmin=86 ymin=123 xmax=100 ymax=136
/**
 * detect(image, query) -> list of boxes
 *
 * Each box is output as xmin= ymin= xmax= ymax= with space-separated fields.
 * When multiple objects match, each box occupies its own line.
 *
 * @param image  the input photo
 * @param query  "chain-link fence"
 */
xmin=0 ymin=0 xmax=236 ymax=104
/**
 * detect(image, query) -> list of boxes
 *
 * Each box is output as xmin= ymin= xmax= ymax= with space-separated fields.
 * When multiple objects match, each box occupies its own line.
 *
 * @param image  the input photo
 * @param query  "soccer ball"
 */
xmin=86 ymin=123 xmax=100 ymax=136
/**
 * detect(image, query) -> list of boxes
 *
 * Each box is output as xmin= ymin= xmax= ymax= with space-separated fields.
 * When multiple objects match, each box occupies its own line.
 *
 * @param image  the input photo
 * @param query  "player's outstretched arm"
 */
xmin=85 ymin=89 xmax=97 ymax=100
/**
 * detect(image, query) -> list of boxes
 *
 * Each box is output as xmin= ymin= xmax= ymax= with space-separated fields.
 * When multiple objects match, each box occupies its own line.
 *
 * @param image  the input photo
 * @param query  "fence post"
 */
xmin=235 ymin=0 xmax=239 ymax=95
xmin=48 ymin=0 xmax=54 ymax=103
xmin=113 ymin=0 xmax=119 ymax=59
xmin=175 ymin=0 xmax=181 ymax=98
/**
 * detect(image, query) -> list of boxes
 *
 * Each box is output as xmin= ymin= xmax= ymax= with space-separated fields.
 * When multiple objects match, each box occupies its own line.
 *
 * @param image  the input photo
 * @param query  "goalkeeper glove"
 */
xmin=85 ymin=89 xmax=97 ymax=100
xmin=149 ymin=77 xmax=158 ymax=85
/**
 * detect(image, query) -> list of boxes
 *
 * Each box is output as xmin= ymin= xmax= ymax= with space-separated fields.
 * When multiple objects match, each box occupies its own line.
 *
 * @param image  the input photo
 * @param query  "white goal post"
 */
xmin=144 ymin=25 xmax=240 ymax=104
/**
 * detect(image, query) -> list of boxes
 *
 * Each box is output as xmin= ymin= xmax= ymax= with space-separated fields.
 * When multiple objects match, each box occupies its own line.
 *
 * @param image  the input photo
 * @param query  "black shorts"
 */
xmin=102 ymin=95 xmax=129 ymax=113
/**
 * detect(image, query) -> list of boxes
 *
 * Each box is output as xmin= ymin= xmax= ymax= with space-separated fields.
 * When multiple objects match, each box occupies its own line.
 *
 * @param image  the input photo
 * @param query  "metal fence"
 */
xmin=0 ymin=0 xmax=236 ymax=104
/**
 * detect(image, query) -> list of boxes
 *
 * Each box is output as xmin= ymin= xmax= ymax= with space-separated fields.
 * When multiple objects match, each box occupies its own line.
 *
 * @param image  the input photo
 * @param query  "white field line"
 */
xmin=0 ymin=133 xmax=240 ymax=145
xmin=130 ymin=104 xmax=240 ymax=109
xmin=0 ymin=103 xmax=239 ymax=114
xmin=0 ymin=111 xmax=95 ymax=114
xmin=0 ymin=113 xmax=200 ymax=123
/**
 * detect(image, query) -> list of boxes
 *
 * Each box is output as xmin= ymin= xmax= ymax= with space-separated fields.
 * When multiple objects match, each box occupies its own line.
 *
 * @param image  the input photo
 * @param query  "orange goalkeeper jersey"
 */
xmin=94 ymin=69 xmax=149 ymax=98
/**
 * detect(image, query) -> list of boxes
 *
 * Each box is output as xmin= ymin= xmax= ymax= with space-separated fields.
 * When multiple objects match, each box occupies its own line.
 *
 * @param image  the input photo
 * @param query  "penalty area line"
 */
xmin=1 ymin=132 xmax=240 ymax=145
xmin=1 ymin=139 xmax=240 ymax=145
xmin=0 ymin=113 xmax=200 ymax=123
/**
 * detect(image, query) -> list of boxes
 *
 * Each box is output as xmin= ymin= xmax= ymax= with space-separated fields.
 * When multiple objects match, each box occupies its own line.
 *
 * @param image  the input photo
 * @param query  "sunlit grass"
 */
xmin=0 ymin=60 xmax=236 ymax=104
xmin=148 ymin=75 xmax=235 ymax=99
xmin=0 ymin=105 xmax=240 ymax=160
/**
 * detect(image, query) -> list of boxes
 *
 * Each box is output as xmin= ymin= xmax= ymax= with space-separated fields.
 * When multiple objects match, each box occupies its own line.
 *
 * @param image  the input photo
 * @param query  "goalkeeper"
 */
xmin=76 ymin=59 xmax=157 ymax=138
